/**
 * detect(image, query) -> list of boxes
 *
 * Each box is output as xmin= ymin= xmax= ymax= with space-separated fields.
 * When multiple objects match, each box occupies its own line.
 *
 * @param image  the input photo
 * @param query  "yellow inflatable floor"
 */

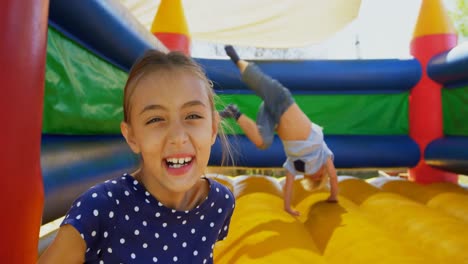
xmin=211 ymin=175 xmax=468 ymax=264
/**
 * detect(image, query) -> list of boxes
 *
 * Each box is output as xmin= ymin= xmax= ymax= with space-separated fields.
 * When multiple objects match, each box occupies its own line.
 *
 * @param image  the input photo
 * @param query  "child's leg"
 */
xmin=219 ymin=103 xmax=273 ymax=149
xmin=236 ymin=114 xmax=265 ymax=149
xmin=241 ymin=63 xmax=294 ymax=123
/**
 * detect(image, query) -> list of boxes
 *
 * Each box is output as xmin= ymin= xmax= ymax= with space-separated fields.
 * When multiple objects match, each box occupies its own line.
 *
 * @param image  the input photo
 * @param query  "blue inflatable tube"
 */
xmin=199 ymin=58 xmax=422 ymax=94
xmin=41 ymin=135 xmax=139 ymax=222
xmin=48 ymin=0 xmax=167 ymax=71
xmin=425 ymin=136 xmax=468 ymax=175
xmin=210 ymin=135 xmax=420 ymax=168
xmin=427 ymin=43 xmax=468 ymax=86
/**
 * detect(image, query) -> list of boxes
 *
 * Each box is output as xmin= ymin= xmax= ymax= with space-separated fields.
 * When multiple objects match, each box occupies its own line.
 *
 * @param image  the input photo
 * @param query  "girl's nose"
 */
xmin=168 ymin=121 xmax=188 ymax=146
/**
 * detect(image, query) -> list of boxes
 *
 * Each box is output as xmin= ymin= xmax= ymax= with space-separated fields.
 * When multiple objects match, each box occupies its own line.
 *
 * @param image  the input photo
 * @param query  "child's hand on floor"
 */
xmin=284 ymin=206 xmax=301 ymax=217
xmin=326 ymin=195 xmax=338 ymax=203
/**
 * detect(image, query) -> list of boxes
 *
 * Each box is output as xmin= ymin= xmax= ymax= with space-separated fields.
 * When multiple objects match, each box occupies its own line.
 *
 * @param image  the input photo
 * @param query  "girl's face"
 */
xmin=122 ymin=69 xmax=218 ymax=194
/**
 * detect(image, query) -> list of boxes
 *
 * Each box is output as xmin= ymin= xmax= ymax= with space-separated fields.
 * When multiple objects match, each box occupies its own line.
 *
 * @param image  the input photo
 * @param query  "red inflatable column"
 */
xmin=409 ymin=0 xmax=458 ymax=183
xmin=151 ymin=0 xmax=191 ymax=55
xmin=0 ymin=0 xmax=49 ymax=262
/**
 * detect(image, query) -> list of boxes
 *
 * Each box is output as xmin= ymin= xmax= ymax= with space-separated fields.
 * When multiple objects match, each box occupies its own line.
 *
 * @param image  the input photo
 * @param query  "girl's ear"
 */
xmin=121 ymin=121 xmax=140 ymax=154
xmin=211 ymin=112 xmax=220 ymax=145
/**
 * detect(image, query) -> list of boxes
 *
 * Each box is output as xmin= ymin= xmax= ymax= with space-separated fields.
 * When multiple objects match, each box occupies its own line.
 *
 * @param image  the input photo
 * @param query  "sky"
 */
xmin=191 ymin=0 xmax=465 ymax=60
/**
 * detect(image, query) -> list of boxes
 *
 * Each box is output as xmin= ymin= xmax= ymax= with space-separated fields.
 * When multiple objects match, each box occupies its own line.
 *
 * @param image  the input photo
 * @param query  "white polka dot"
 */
xmin=210 ymin=253 xmax=213 ymax=258
xmin=109 ymin=211 xmax=114 ymax=218
xmin=155 ymin=212 xmax=161 ymax=217
xmin=93 ymin=210 xmax=99 ymax=216
xmin=191 ymin=228 xmax=196 ymax=234
xmin=77 ymin=201 xmax=81 ymax=207
xmin=120 ymin=238 xmax=125 ymax=244
xmin=218 ymin=208 xmax=223 ymax=213
xmin=153 ymin=257 xmax=158 ymax=262
xmin=162 ymin=223 xmax=167 ymax=228
xmin=134 ymin=206 xmax=139 ymax=212
xmin=173 ymin=233 xmax=177 ymax=238
xmin=91 ymin=231 xmax=97 ymax=237
xmin=172 ymin=209 xmax=176 ymax=213
xmin=112 ymin=180 xmax=117 ymax=184
xmin=124 ymin=191 xmax=130 ymax=196
xmin=107 ymin=191 xmax=113 ymax=197
xmin=177 ymin=215 xmax=182 ymax=219
xmin=193 ymin=250 xmax=198 ymax=256
xmin=107 ymin=248 xmax=112 ymax=253
xmin=99 ymin=260 xmax=104 ymax=264
xmin=163 ymin=245 xmax=168 ymax=251
xmin=200 ymin=215 xmax=205 ymax=220
xmin=92 ymin=193 xmax=97 ymax=198
xmin=225 ymin=194 xmax=229 ymax=199
xmin=184 ymin=210 xmax=189 ymax=214
xmin=80 ymin=233 xmax=84 ymax=239
xmin=210 ymin=222 xmax=214 ymax=227
xmin=158 ymin=202 xmax=163 ymax=206
xmin=143 ymin=221 xmax=147 ymax=226
xmin=104 ymin=231 xmax=108 ymax=238
xmin=125 ymin=214 xmax=130 ymax=221
xmin=133 ymin=180 xmax=138 ymax=185
xmin=173 ymin=256 xmax=178 ymax=262
xmin=182 ymin=220 xmax=187 ymax=225
xmin=116 ymin=199 xmax=120 ymax=205
xmin=211 ymin=244 xmax=215 ymax=249
xmin=210 ymin=202 xmax=215 ymax=207
xmin=134 ymin=229 xmax=140 ymax=235
xmin=224 ymin=225 xmax=228 ymax=231
xmin=86 ymin=248 xmax=90 ymax=252
xmin=216 ymin=187 xmax=219 ymax=192
xmin=202 ymin=236 xmax=206 ymax=241
xmin=155 ymin=233 xmax=159 ymax=239
xmin=203 ymin=259 xmax=207 ymax=263
xmin=133 ymin=186 xmax=138 ymax=191
xmin=145 ymin=191 xmax=150 ymax=196
xmin=145 ymin=199 xmax=150 ymax=204
xmin=76 ymin=214 xmax=81 ymax=220
xmin=143 ymin=243 xmax=148 ymax=248
xmin=182 ymin=242 xmax=187 ymax=248
xmin=131 ymin=253 xmax=136 ymax=259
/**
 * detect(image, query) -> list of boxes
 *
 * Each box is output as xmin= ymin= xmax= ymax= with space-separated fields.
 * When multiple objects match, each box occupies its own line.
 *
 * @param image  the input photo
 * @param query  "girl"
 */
xmin=220 ymin=45 xmax=338 ymax=216
xmin=39 ymin=50 xmax=235 ymax=263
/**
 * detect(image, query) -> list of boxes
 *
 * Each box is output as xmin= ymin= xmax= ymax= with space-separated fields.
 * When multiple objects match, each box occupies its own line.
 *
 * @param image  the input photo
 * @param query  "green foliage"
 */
xmin=448 ymin=0 xmax=468 ymax=38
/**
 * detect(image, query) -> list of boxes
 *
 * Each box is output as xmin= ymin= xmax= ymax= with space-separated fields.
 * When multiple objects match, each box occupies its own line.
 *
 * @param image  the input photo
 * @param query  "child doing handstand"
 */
xmin=220 ymin=45 xmax=338 ymax=216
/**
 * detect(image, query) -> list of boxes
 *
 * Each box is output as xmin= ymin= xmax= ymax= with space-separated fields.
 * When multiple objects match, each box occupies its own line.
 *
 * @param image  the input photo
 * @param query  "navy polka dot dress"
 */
xmin=62 ymin=174 xmax=235 ymax=263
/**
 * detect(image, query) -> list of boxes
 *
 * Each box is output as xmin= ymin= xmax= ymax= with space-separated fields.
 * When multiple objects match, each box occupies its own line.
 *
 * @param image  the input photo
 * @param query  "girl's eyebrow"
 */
xmin=139 ymin=100 xmax=206 ymax=115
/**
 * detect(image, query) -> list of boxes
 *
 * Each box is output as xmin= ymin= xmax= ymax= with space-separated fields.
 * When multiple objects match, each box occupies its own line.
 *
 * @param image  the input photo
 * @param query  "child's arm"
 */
xmin=284 ymin=171 xmax=300 ymax=216
xmin=38 ymin=225 xmax=86 ymax=264
xmin=325 ymin=157 xmax=339 ymax=202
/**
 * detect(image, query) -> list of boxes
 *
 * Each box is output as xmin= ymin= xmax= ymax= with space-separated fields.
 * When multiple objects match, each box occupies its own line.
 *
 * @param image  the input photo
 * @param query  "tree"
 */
xmin=448 ymin=0 xmax=468 ymax=39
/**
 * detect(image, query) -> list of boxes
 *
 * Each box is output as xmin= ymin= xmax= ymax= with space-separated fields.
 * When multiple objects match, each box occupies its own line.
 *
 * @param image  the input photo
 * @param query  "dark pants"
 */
xmin=241 ymin=63 xmax=294 ymax=149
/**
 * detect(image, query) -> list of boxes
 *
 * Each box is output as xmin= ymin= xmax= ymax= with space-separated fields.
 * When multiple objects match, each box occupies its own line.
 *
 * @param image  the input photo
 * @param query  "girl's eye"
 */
xmin=146 ymin=117 xmax=163 ymax=125
xmin=186 ymin=114 xmax=202 ymax=120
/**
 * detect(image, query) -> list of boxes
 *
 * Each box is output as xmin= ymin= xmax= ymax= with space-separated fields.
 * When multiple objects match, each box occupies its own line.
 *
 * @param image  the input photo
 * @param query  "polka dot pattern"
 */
xmin=61 ymin=174 xmax=235 ymax=263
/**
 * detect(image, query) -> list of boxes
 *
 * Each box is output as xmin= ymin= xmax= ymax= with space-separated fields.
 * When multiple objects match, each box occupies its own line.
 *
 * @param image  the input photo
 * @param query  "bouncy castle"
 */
xmin=1 ymin=0 xmax=467 ymax=263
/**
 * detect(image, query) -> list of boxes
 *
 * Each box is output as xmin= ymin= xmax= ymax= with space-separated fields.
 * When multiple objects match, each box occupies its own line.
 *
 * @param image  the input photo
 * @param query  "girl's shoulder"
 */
xmin=74 ymin=174 xmax=134 ymax=205
xmin=206 ymin=177 xmax=235 ymax=207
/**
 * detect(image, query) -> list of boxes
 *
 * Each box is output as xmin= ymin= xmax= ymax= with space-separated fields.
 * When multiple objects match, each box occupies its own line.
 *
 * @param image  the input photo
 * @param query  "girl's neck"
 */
xmin=132 ymin=170 xmax=209 ymax=211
